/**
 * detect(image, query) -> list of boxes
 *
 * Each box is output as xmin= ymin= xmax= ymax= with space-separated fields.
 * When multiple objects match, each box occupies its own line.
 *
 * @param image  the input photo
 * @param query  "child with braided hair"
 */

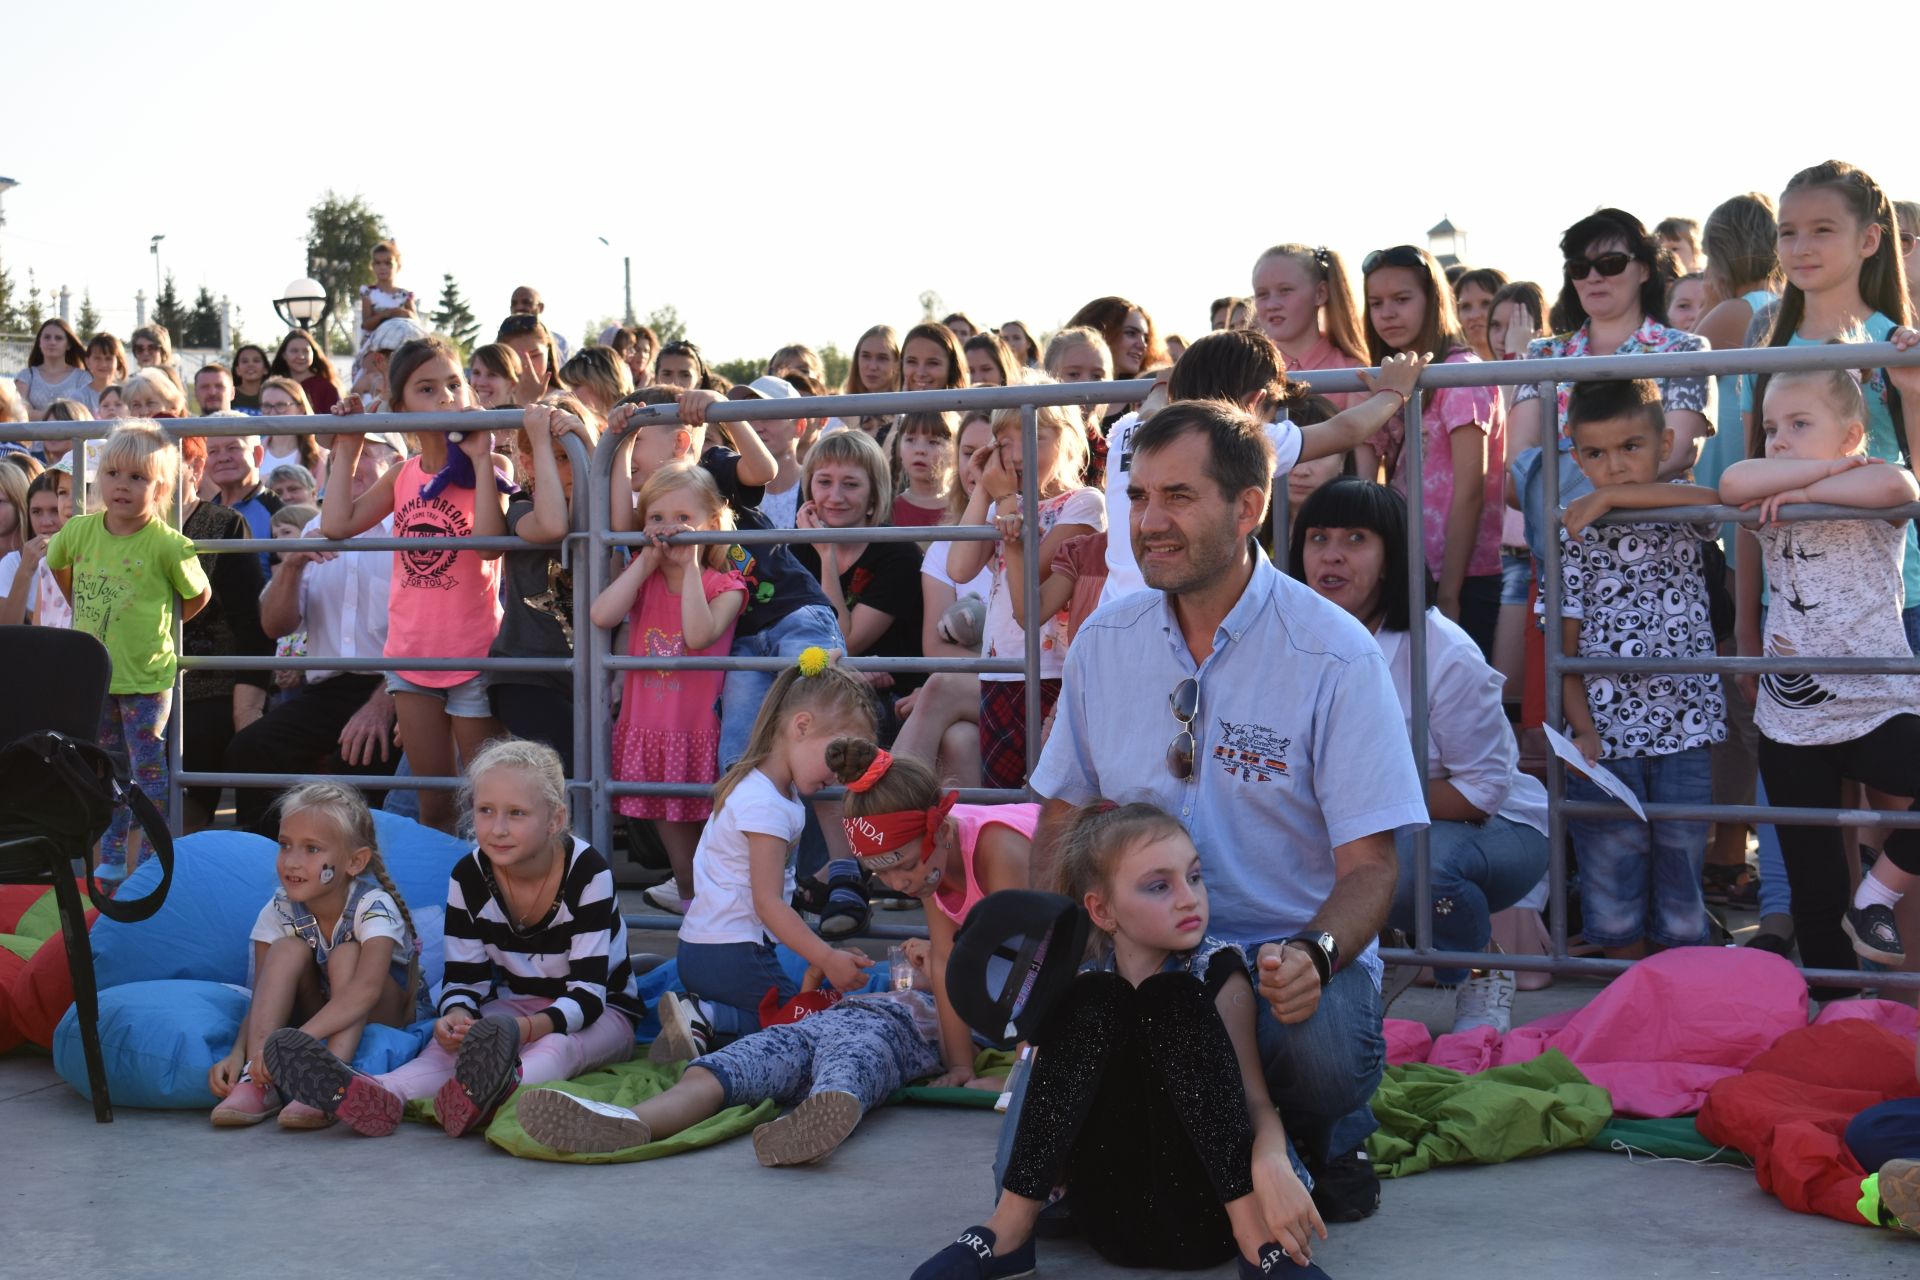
xmin=209 ymin=783 xmax=424 ymax=1128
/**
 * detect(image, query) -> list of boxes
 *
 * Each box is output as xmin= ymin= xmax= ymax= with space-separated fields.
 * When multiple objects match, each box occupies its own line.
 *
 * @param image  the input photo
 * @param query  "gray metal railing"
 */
xmin=8 ymin=339 xmax=1920 ymax=990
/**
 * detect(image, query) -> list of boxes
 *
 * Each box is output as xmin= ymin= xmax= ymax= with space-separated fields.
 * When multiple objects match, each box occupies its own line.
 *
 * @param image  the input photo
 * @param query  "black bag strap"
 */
xmin=28 ymin=732 xmax=175 ymax=925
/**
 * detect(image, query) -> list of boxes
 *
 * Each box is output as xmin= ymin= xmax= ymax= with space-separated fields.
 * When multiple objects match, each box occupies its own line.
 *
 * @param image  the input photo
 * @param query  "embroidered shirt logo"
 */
xmin=1213 ymin=719 xmax=1290 ymax=783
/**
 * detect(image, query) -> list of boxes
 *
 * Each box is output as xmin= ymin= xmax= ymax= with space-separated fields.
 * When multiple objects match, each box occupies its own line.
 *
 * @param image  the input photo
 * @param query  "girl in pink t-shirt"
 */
xmin=834 ymin=740 xmax=1034 ymax=1090
xmin=1252 ymin=243 xmax=1373 ymax=411
xmin=1361 ymin=244 xmax=1507 ymax=659
xmin=590 ymin=463 xmax=747 ymax=907
xmin=321 ymin=335 xmax=507 ymax=832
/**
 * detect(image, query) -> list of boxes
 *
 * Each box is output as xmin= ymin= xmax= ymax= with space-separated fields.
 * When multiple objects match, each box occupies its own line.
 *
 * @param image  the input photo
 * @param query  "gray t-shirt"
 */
xmin=1756 ymin=516 xmax=1920 ymax=746
xmin=489 ymin=499 xmax=573 ymax=693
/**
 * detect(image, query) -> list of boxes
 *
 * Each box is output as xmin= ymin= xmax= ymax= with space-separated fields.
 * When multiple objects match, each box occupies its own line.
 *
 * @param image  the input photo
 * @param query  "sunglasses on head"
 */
xmin=1362 ymin=245 xmax=1428 ymax=275
xmin=1564 ymin=252 xmax=1635 ymax=281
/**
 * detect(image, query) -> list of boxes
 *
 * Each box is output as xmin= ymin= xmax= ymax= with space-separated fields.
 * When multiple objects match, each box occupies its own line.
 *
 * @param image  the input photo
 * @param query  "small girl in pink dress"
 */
xmin=590 ymin=462 xmax=746 ymax=909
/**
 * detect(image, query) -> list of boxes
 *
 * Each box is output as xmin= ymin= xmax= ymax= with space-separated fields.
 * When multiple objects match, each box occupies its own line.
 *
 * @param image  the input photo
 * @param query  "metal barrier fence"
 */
xmin=7 ymin=340 xmax=1919 ymax=988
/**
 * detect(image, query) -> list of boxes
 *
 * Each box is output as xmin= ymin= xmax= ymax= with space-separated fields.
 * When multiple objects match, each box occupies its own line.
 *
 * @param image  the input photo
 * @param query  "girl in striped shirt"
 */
xmin=266 ymin=738 xmax=644 ymax=1138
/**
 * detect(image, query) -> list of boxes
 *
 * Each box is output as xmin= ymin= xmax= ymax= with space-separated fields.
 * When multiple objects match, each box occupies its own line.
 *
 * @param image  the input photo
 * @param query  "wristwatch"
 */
xmin=1283 ymin=932 xmax=1339 ymax=988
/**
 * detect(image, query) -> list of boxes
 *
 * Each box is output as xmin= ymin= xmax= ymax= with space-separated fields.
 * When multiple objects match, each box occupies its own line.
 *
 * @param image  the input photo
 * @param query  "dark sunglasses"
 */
xmin=1565 ymin=252 xmax=1635 ymax=281
xmin=1167 ymin=677 xmax=1198 ymax=781
xmin=1362 ymin=245 xmax=1428 ymax=275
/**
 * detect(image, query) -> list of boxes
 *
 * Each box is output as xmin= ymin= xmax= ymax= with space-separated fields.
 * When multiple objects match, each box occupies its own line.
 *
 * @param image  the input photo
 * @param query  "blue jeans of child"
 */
xmin=1391 ymin=816 xmax=1550 ymax=985
xmin=718 ymin=605 xmax=845 ymax=768
xmin=1846 ymin=1097 xmax=1920 ymax=1172
xmin=675 ymin=939 xmax=800 ymax=1036
xmin=1566 ymin=746 xmax=1713 ymax=949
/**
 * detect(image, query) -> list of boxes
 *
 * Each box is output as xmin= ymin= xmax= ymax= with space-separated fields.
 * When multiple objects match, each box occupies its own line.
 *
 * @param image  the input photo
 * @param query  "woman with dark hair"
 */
xmin=84 ymin=333 xmax=129 ymax=405
xmin=1291 ymin=478 xmax=1547 ymax=1035
xmin=899 ymin=322 xmax=968 ymax=393
xmin=651 ymin=338 xmax=711 ymax=392
xmin=270 ymin=328 xmax=343 ymax=416
xmin=497 ymin=314 xmax=563 ymax=393
xmin=998 ymin=320 xmax=1041 ymax=368
xmin=15 ymin=319 xmax=94 ymax=418
xmin=1068 ymin=295 xmax=1161 ymax=381
xmin=939 ymin=312 xmax=979 ymax=342
xmin=1508 ymin=208 xmax=1711 ymax=480
xmin=230 ymin=343 xmax=272 ymax=412
xmin=962 ymin=331 xmax=1019 ymax=387
xmin=1452 ymin=267 xmax=1509 ymax=362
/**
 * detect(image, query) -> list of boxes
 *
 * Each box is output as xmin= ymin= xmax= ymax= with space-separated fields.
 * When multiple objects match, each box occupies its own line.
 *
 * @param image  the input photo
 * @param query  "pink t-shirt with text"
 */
xmin=385 ymin=456 xmax=504 ymax=688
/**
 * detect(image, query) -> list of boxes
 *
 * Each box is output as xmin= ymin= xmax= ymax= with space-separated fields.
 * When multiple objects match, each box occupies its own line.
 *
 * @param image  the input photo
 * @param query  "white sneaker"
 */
xmin=642 ymin=882 xmax=689 ymax=915
xmin=1451 ymin=968 xmax=1515 ymax=1035
xmin=647 ymin=991 xmax=713 ymax=1064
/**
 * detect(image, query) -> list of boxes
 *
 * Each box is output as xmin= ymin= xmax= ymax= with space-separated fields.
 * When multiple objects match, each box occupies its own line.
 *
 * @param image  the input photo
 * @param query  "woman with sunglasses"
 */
xmin=1360 ymin=243 xmax=1507 ymax=659
xmin=1291 ymin=479 xmax=1547 ymax=1035
xmin=1507 ymin=209 xmax=1711 ymax=480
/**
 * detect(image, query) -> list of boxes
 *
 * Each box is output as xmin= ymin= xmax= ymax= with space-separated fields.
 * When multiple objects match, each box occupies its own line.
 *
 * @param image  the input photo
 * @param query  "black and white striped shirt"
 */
xmin=440 ymin=838 xmax=645 ymax=1035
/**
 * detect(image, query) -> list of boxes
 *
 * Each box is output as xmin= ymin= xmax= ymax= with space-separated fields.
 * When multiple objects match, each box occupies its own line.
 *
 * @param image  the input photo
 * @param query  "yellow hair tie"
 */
xmin=796 ymin=647 xmax=830 ymax=677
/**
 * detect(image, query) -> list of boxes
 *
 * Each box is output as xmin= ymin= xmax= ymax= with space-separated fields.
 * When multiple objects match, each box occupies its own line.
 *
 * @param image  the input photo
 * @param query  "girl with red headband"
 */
xmin=833 ymin=738 xmax=1036 ymax=1090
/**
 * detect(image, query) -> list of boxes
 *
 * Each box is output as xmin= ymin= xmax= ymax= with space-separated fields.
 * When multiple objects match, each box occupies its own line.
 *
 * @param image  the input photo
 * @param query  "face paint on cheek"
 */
xmin=319 ymin=865 xmax=336 ymax=885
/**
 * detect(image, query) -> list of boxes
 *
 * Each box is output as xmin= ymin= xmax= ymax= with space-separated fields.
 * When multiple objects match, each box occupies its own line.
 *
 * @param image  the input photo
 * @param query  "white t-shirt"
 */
xmin=759 ymin=480 xmax=802 ymax=530
xmin=0 ymin=550 xmax=71 ymax=628
xmin=680 ymin=769 xmax=807 ymax=946
xmin=921 ymin=538 xmax=991 ymax=601
xmin=982 ymin=487 xmax=1106 ymax=683
xmin=1100 ymin=410 xmax=1304 ymax=603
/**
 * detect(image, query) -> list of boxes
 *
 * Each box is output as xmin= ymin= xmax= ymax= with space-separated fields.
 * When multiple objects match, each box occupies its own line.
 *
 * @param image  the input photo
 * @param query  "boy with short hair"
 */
xmin=1553 ymin=378 xmax=1727 ymax=960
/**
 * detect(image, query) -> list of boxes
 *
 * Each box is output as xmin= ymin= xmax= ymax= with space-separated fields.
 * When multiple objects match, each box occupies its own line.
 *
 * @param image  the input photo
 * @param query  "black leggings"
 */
xmin=1758 ymin=714 xmax=1920 ymax=980
xmin=1002 ymin=970 xmax=1254 ymax=1271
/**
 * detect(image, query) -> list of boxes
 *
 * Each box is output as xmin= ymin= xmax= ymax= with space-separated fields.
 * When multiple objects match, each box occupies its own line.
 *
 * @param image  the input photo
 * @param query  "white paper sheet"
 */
xmin=1543 ymin=725 xmax=1649 ymax=822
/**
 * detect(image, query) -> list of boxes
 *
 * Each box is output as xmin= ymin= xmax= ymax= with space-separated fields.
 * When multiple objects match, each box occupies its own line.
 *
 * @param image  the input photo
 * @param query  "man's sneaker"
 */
xmin=1310 ymin=1149 xmax=1380 ymax=1223
xmin=210 ymin=1078 xmax=283 ymax=1127
xmin=817 ymin=859 xmax=871 ymax=938
xmin=1451 ymin=968 xmax=1516 ymax=1035
xmin=752 ymin=1089 xmax=863 ymax=1166
xmin=647 ymin=991 xmax=713 ymax=1064
xmin=435 ymin=1015 xmax=522 ymax=1138
xmin=262 ymin=1027 xmax=404 ymax=1137
xmin=276 ymin=1099 xmax=335 ymax=1130
xmin=518 ymin=1087 xmax=653 ymax=1153
xmin=642 ymin=882 xmax=690 ymax=915
xmin=1844 ymin=903 xmax=1907 ymax=965
xmin=1238 ymin=1243 xmax=1332 ymax=1277
xmin=909 ymin=1225 xmax=1036 ymax=1280
xmin=1875 ymin=1158 xmax=1920 ymax=1235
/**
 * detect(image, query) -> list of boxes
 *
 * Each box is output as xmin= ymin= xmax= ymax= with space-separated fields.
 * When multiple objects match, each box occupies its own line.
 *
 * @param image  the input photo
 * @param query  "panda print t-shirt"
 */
xmin=1555 ymin=508 xmax=1727 ymax=760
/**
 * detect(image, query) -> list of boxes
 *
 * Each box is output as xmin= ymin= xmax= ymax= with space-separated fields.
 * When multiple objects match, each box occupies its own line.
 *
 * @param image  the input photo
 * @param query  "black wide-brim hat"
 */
xmin=945 ymin=890 xmax=1091 ymax=1048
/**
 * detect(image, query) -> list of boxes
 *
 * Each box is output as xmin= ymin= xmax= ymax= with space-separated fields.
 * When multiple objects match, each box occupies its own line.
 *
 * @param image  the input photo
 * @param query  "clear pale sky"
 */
xmin=5 ymin=2 xmax=1917 ymax=360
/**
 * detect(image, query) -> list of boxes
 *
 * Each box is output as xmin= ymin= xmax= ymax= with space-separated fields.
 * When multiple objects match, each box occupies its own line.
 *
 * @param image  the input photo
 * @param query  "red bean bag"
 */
xmin=1697 ymin=1019 xmax=1920 ymax=1224
xmin=0 ymin=948 xmax=29 ymax=1052
xmin=0 ymin=884 xmax=97 ymax=1051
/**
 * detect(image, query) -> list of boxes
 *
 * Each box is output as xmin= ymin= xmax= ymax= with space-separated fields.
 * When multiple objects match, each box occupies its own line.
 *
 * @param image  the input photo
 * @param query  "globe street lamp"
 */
xmin=273 ymin=277 xmax=330 ymax=334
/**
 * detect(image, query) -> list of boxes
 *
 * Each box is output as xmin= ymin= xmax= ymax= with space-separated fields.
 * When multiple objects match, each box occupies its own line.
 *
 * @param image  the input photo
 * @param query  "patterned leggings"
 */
xmin=697 ymin=997 xmax=939 ymax=1113
xmin=97 ymin=690 xmax=171 ymax=878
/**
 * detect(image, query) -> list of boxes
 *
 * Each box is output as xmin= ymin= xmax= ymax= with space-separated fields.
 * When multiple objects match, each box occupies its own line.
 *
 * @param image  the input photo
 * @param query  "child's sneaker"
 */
xmin=818 ymin=858 xmax=871 ymax=938
xmin=1238 ymin=1243 xmax=1333 ymax=1277
xmin=909 ymin=1225 xmax=1036 ymax=1280
xmin=276 ymin=1099 xmax=335 ymax=1130
xmin=646 ymin=991 xmax=713 ymax=1064
xmin=435 ymin=1015 xmax=522 ymax=1138
xmin=752 ymin=1089 xmax=863 ymax=1166
xmin=518 ymin=1087 xmax=653 ymax=1154
xmin=1450 ymin=967 xmax=1515 ymax=1035
xmin=210 ymin=1078 xmax=283 ymax=1127
xmin=642 ymin=882 xmax=690 ymax=915
xmin=1875 ymin=1158 xmax=1920 ymax=1234
xmin=262 ymin=1027 xmax=404 ymax=1137
xmin=1843 ymin=903 xmax=1907 ymax=964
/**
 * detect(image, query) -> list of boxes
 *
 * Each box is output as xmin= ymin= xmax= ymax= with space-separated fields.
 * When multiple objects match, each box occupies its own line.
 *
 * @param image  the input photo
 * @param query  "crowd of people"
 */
xmin=7 ymin=155 xmax=1920 ymax=1270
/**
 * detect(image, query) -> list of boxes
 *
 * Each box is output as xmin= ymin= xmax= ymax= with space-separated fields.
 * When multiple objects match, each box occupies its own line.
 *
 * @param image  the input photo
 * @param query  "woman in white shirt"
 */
xmin=1292 ymin=478 xmax=1548 ymax=1035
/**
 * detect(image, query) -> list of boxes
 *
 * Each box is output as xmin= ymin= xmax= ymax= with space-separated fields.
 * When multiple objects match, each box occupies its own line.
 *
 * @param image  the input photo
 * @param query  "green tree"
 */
xmin=581 ymin=314 xmax=621 ymax=351
xmin=305 ymin=191 xmax=388 ymax=352
xmin=0 ymin=253 xmax=16 ymax=332
xmin=152 ymin=272 xmax=187 ymax=342
xmin=712 ymin=357 xmax=761 ymax=386
xmin=431 ymin=273 xmax=480 ymax=355
xmin=184 ymin=286 xmax=223 ymax=349
xmin=644 ymin=303 xmax=686 ymax=346
xmin=76 ymin=290 xmax=101 ymax=341
xmin=819 ymin=341 xmax=849 ymax=392
xmin=918 ymin=289 xmax=942 ymax=322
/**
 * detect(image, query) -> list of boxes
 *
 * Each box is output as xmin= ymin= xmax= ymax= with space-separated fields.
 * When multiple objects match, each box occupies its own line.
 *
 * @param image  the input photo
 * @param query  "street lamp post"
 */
xmin=273 ymin=277 xmax=330 ymax=335
xmin=150 ymin=234 xmax=166 ymax=300
xmin=598 ymin=236 xmax=635 ymax=326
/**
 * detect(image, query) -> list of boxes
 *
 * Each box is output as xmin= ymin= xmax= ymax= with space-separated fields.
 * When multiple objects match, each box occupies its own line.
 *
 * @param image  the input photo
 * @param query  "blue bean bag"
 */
xmin=53 ymin=815 xmax=471 ymax=1109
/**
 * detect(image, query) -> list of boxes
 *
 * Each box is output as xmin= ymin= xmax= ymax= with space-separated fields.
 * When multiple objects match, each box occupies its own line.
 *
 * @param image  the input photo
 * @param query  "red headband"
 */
xmin=845 ymin=791 xmax=959 ymax=868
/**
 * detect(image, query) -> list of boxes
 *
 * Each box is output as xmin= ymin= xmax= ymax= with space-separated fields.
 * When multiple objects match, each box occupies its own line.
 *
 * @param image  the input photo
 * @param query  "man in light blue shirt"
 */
xmin=1029 ymin=399 xmax=1427 ymax=1220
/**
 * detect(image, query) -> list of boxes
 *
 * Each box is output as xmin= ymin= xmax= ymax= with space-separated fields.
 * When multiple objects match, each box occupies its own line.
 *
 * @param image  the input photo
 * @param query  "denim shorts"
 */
xmin=1565 ymin=745 xmax=1712 ymax=948
xmin=383 ymin=671 xmax=492 ymax=719
xmin=719 ymin=604 xmax=845 ymax=768
xmin=1499 ymin=549 xmax=1533 ymax=607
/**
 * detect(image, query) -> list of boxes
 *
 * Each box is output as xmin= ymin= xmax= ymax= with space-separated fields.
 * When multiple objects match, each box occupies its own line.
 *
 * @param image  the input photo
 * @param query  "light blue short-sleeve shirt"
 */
xmin=1032 ymin=552 xmax=1429 ymax=983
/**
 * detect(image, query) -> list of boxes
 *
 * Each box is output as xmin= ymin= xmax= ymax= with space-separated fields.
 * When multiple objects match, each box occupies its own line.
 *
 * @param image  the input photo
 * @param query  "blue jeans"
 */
xmin=1755 ymin=773 xmax=1791 ymax=919
xmin=676 ymin=939 xmax=799 ymax=1036
xmin=1845 ymin=1097 xmax=1920 ymax=1172
xmin=1499 ymin=550 xmax=1533 ymax=607
xmin=719 ymin=604 xmax=845 ymax=768
xmin=1391 ymin=816 xmax=1550 ymax=985
xmin=1566 ymin=746 xmax=1713 ymax=948
xmin=1904 ymin=604 xmax=1920 ymax=656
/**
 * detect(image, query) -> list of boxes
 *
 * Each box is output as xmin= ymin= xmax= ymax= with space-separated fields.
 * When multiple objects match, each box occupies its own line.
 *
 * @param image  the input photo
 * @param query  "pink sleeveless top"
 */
xmin=385 ymin=456 xmax=504 ymax=687
xmin=931 ymin=803 xmax=1040 ymax=926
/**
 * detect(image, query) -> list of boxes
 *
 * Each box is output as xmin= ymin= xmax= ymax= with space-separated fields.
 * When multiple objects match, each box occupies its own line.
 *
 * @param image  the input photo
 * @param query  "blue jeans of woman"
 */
xmin=1391 ymin=815 xmax=1550 ymax=985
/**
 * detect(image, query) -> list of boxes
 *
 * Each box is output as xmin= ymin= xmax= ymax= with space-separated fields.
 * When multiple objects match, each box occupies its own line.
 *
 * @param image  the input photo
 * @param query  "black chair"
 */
xmin=0 ymin=626 xmax=126 ymax=1121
